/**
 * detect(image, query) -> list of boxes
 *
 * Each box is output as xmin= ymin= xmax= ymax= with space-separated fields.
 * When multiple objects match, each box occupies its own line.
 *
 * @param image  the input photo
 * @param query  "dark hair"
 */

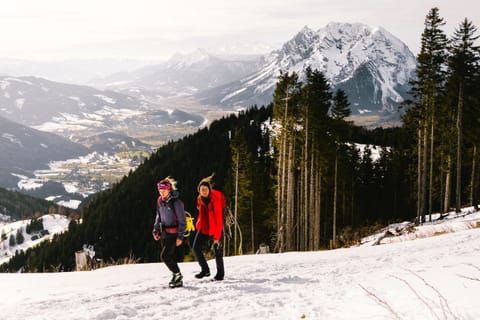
xmin=197 ymin=173 xmax=214 ymax=192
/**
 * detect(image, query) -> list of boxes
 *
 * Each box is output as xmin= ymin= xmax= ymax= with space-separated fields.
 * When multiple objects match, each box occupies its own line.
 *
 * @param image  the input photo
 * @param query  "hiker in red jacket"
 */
xmin=193 ymin=174 xmax=225 ymax=281
xmin=152 ymin=176 xmax=186 ymax=288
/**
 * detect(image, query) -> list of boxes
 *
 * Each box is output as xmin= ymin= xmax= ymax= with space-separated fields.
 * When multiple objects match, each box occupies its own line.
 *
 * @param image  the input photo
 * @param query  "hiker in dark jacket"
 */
xmin=153 ymin=176 xmax=186 ymax=288
xmin=193 ymin=174 xmax=225 ymax=281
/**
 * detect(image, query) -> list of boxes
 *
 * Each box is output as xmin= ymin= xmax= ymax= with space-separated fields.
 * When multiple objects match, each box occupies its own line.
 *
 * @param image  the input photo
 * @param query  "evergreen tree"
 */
xmin=230 ymin=131 xmax=253 ymax=255
xmin=9 ymin=234 xmax=15 ymax=247
xmin=15 ymin=228 xmax=24 ymax=245
xmin=331 ymin=89 xmax=352 ymax=120
xmin=330 ymin=88 xmax=352 ymax=248
xmin=300 ymin=67 xmax=332 ymax=250
xmin=446 ymin=18 xmax=480 ymax=212
xmin=272 ymin=71 xmax=302 ymax=252
xmin=408 ymin=7 xmax=448 ymax=223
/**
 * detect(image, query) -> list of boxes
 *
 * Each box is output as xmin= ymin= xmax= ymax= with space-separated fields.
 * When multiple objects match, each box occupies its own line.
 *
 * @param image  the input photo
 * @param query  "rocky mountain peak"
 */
xmin=199 ymin=22 xmax=416 ymax=118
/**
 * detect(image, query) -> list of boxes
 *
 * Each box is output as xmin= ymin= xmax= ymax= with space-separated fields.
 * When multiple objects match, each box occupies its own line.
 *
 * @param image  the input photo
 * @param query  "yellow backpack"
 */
xmin=184 ymin=211 xmax=195 ymax=237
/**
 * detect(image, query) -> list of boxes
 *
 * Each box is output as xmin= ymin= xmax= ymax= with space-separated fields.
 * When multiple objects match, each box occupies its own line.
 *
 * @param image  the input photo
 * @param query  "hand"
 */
xmin=212 ymin=241 xmax=221 ymax=252
xmin=176 ymin=239 xmax=183 ymax=246
xmin=153 ymin=230 xmax=160 ymax=241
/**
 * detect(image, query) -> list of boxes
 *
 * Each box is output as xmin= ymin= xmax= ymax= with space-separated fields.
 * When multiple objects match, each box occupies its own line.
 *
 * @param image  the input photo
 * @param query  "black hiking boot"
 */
xmin=212 ymin=274 xmax=224 ymax=281
xmin=169 ymin=272 xmax=183 ymax=288
xmin=194 ymin=270 xmax=210 ymax=279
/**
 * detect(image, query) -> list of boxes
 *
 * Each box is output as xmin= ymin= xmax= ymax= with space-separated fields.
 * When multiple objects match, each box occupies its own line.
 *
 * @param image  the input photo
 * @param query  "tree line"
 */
xmin=406 ymin=8 xmax=480 ymax=223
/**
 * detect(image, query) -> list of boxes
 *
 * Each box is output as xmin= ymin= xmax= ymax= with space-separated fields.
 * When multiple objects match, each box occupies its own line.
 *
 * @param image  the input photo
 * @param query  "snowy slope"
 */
xmin=0 ymin=214 xmax=70 ymax=265
xmin=0 ymin=210 xmax=479 ymax=319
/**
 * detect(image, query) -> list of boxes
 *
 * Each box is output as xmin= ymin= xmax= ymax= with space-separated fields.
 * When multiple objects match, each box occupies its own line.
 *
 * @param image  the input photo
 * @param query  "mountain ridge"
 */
xmin=0 ymin=115 xmax=89 ymax=189
xmin=197 ymin=22 xmax=416 ymax=116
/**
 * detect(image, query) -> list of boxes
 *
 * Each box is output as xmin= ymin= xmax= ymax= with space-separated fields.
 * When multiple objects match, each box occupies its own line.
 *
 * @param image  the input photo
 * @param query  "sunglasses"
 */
xmin=157 ymin=182 xmax=171 ymax=190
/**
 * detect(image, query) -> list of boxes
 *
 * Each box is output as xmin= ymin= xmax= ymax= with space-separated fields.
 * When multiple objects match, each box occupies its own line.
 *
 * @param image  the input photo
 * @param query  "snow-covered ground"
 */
xmin=0 ymin=210 xmax=479 ymax=319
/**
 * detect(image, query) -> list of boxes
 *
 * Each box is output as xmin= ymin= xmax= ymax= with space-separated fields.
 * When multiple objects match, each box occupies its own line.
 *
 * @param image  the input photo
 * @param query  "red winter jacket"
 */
xmin=196 ymin=189 xmax=225 ymax=241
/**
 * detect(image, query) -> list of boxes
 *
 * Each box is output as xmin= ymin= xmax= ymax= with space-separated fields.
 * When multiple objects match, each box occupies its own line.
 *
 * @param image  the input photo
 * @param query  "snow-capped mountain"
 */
xmin=90 ymin=49 xmax=262 ymax=101
xmin=0 ymin=76 xmax=204 ymax=141
xmin=198 ymin=23 xmax=416 ymax=115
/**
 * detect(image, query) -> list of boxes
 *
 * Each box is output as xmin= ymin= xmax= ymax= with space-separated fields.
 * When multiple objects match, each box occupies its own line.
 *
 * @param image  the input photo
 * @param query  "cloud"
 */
xmin=0 ymin=0 xmax=478 ymax=60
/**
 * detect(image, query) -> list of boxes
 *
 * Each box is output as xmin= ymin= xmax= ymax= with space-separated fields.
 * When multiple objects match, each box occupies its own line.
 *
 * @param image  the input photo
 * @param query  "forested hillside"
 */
xmin=0 ymin=188 xmax=78 ymax=221
xmin=1 ymin=102 xmax=415 ymax=272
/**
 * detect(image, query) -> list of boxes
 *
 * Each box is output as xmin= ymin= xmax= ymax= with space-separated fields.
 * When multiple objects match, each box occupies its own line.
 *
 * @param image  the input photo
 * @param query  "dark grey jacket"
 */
xmin=153 ymin=190 xmax=186 ymax=240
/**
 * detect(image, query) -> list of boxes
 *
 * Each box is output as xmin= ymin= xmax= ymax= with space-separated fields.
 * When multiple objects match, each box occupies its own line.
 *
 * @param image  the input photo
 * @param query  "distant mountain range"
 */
xmin=90 ymin=49 xmax=262 ymax=102
xmin=0 ymin=115 xmax=88 ymax=188
xmin=0 ymin=76 xmax=205 ymax=142
xmin=88 ymin=23 xmax=416 ymax=120
xmin=1 ymin=22 xmax=417 ymax=124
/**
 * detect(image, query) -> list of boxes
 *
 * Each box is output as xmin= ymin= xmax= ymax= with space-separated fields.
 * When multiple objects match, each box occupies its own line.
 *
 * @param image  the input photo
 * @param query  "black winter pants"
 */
xmin=161 ymin=233 xmax=180 ymax=274
xmin=192 ymin=232 xmax=224 ymax=277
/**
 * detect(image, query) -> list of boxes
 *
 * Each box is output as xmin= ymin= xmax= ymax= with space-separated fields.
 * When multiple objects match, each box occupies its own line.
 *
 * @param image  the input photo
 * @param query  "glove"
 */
xmin=212 ymin=242 xmax=221 ymax=252
xmin=153 ymin=230 xmax=160 ymax=241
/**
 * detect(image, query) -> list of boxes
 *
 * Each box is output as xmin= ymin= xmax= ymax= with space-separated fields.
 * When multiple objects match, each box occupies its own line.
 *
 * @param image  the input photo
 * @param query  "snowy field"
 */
xmin=0 ymin=210 xmax=479 ymax=320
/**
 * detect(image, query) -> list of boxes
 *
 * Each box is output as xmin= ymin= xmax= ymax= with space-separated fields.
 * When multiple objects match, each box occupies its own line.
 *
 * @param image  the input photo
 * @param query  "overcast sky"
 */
xmin=0 ymin=0 xmax=478 ymax=62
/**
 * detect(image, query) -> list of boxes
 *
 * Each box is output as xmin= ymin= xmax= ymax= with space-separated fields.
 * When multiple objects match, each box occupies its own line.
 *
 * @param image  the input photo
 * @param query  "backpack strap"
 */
xmin=168 ymin=199 xmax=178 ymax=228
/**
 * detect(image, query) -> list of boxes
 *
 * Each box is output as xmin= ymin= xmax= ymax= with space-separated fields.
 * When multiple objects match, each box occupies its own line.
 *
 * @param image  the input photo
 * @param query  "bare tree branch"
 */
xmin=391 ymin=275 xmax=441 ymax=320
xmin=404 ymin=269 xmax=459 ymax=320
xmin=457 ymin=274 xmax=480 ymax=282
xmin=359 ymin=284 xmax=401 ymax=320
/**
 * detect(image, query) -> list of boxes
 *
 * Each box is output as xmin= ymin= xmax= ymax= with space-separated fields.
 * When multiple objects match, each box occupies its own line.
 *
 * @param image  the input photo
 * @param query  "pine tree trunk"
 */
xmin=313 ymin=161 xmax=321 ymax=250
xmin=422 ymin=123 xmax=428 ymax=223
xmin=429 ymin=107 xmax=435 ymax=222
xmin=234 ymin=151 xmax=239 ymax=255
xmin=470 ymin=145 xmax=477 ymax=209
xmin=299 ymin=160 xmax=304 ymax=251
xmin=440 ymin=153 xmax=445 ymax=213
xmin=444 ymin=154 xmax=453 ymax=213
xmin=276 ymin=96 xmax=289 ymax=253
xmin=250 ymin=197 xmax=254 ymax=253
xmin=276 ymin=136 xmax=282 ymax=252
xmin=303 ymin=117 xmax=309 ymax=251
xmin=456 ymin=85 xmax=463 ymax=213
xmin=309 ymin=148 xmax=315 ymax=250
xmin=332 ymin=154 xmax=338 ymax=249
xmin=286 ymin=138 xmax=295 ymax=251
xmin=417 ymin=127 xmax=422 ymax=223
xmin=351 ymin=180 xmax=355 ymax=227
xmin=342 ymin=182 xmax=346 ymax=226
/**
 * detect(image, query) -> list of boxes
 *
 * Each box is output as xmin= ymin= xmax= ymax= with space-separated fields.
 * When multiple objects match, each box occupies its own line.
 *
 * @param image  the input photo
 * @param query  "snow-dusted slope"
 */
xmin=199 ymin=22 xmax=416 ymax=115
xmin=0 ymin=210 xmax=479 ymax=319
xmin=0 ymin=76 xmax=205 ymax=139
xmin=0 ymin=214 xmax=70 ymax=265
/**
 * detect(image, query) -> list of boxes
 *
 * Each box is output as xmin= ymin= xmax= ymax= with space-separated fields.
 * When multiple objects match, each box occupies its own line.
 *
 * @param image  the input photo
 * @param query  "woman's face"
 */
xmin=199 ymin=185 xmax=210 ymax=198
xmin=158 ymin=188 xmax=170 ymax=199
